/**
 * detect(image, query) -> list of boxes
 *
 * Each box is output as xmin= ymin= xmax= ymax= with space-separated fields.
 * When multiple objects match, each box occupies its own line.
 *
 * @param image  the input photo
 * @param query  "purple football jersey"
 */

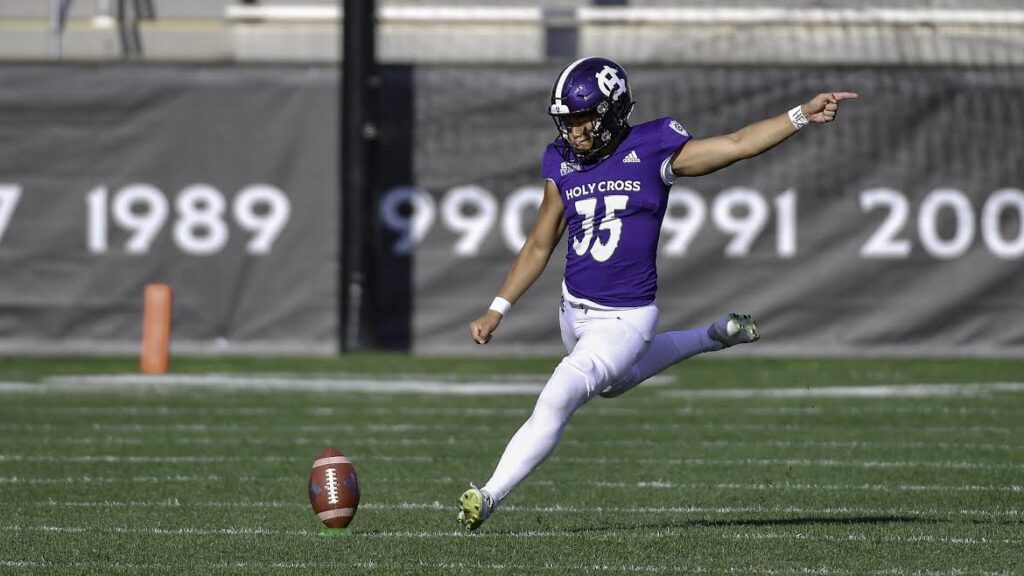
xmin=541 ymin=117 xmax=691 ymax=307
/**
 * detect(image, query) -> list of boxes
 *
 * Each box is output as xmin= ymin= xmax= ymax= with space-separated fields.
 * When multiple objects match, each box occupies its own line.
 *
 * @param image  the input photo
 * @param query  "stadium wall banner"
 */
xmin=0 ymin=64 xmax=339 ymax=354
xmin=405 ymin=65 xmax=1024 ymax=356
xmin=1 ymin=64 xmax=1022 ymax=356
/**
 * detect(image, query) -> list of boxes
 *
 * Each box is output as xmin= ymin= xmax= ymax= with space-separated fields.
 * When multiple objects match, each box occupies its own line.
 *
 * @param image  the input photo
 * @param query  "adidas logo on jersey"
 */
xmin=622 ymin=150 xmax=641 ymax=163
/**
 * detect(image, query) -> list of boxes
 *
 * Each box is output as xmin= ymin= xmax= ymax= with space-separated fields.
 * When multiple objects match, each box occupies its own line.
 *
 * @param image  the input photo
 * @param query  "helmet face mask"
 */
xmin=555 ymin=111 xmax=599 ymax=153
xmin=549 ymin=58 xmax=635 ymax=163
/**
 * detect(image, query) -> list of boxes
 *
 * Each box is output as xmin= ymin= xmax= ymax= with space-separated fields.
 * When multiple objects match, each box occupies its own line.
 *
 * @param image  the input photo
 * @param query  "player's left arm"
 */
xmin=672 ymin=92 xmax=858 ymax=177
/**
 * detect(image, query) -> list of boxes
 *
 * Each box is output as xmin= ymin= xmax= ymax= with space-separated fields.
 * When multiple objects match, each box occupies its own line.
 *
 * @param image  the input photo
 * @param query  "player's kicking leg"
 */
xmin=600 ymin=312 xmax=759 ymax=398
xmin=455 ymin=356 xmax=594 ymax=531
xmin=457 ymin=310 xmax=652 ymax=530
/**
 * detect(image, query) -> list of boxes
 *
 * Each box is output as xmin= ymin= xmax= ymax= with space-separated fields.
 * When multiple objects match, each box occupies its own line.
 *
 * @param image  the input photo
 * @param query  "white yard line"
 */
xmin=0 ymin=382 xmax=39 ymax=392
xmin=31 ymin=499 xmax=1023 ymax=519
xmin=32 ymin=373 xmax=670 ymax=394
xmin=0 ymin=454 xmax=273 ymax=463
xmin=2 ymin=475 xmax=1020 ymax=495
xmin=1 ymin=375 xmax=1018 ymax=399
xmin=16 ymin=435 xmax=1023 ymax=454
xmin=45 ymin=376 xmax=547 ymax=396
xmin=37 ymin=403 xmax=1021 ymax=418
xmin=577 ymin=423 xmax=1017 ymax=435
xmin=46 ymin=406 xmax=279 ymax=416
xmin=0 ymin=558 xmax=1012 ymax=576
xmin=0 ymin=421 xmax=1013 ymax=436
xmin=0 ymin=454 xmax=440 ymax=464
xmin=567 ymin=456 xmax=1024 ymax=471
xmin=592 ymin=481 xmax=1024 ymax=494
xmin=732 ymin=406 xmax=1019 ymax=417
xmin=0 ymin=422 xmax=502 ymax=433
xmin=1 ymin=453 xmax=1019 ymax=470
xmin=659 ymin=382 xmax=1024 ymax=399
xmin=667 ymin=439 xmax=1023 ymax=453
xmin=0 ymin=474 xmax=234 ymax=484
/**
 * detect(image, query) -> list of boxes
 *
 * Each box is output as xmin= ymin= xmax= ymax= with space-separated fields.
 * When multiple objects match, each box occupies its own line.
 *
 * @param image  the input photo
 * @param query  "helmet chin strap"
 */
xmin=582 ymin=128 xmax=616 ymax=159
xmin=572 ymin=123 xmax=629 ymax=164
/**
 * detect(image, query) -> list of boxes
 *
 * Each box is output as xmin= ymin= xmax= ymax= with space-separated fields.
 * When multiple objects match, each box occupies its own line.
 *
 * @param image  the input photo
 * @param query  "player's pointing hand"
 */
xmin=802 ymin=92 xmax=858 ymax=124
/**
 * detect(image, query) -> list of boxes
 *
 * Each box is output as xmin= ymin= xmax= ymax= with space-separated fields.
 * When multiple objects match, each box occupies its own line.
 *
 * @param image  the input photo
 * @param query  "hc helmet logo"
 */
xmin=595 ymin=66 xmax=626 ymax=101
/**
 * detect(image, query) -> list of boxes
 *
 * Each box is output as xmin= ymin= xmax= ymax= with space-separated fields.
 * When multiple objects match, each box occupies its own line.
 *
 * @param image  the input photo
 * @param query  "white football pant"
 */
xmin=483 ymin=288 xmax=719 ymax=503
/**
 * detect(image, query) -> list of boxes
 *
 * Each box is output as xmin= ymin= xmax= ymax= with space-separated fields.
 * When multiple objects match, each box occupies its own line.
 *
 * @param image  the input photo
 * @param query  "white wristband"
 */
xmin=788 ymin=105 xmax=809 ymax=130
xmin=489 ymin=297 xmax=512 ymax=317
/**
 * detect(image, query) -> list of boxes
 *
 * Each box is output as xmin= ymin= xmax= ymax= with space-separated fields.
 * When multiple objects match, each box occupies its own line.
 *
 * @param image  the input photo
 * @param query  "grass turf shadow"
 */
xmin=504 ymin=515 xmax=930 ymax=535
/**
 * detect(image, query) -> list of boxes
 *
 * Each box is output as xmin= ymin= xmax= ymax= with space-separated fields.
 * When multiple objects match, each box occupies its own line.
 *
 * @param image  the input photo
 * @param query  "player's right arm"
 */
xmin=672 ymin=92 xmax=858 ymax=177
xmin=471 ymin=179 xmax=567 ymax=345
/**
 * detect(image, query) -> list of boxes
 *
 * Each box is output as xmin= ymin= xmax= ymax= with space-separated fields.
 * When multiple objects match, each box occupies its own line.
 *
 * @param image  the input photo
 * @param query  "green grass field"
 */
xmin=1 ymin=355 xmax=1022 ymax=575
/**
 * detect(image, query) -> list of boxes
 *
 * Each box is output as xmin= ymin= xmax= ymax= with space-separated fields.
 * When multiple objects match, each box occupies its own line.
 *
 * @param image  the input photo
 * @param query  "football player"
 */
xmin=458 ymin=57 xmax=857 ymax=530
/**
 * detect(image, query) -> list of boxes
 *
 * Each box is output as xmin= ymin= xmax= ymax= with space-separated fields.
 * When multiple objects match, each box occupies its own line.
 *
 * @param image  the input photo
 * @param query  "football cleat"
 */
xmin=708 ymin=313 xmax=760 ymax=347
xmin=457 ymin=484 xmax=495 ymax=531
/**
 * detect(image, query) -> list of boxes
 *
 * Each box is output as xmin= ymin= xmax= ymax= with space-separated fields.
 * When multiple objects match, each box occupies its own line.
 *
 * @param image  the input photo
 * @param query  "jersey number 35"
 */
xmin=573 ymin=195 xmax=628 ymax=262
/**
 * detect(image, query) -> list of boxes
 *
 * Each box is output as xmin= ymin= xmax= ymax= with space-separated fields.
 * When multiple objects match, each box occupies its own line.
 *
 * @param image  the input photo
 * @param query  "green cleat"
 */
xmin=708 ymin=313 xmax=760 ymax=347
xmin=457 ymin=485 xmax=495 ymax=531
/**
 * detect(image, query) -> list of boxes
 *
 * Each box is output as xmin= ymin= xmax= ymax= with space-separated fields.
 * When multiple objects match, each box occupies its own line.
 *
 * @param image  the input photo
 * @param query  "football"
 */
xmin=308 ymin=446 xmax=360 ymax=529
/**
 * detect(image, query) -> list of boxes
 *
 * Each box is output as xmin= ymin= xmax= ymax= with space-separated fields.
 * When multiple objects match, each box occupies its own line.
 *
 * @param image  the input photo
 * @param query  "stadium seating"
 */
xmin=0 ymin=1 xmax=1021 ymax=63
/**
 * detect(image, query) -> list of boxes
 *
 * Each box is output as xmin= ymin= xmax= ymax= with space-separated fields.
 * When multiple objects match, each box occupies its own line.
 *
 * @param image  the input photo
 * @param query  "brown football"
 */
xmin=308 ymin=446 xmax=360 ymax=529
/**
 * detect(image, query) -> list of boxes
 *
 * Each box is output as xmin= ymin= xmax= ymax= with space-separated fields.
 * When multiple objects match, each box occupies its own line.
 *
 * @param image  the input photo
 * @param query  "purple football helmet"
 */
xmin=549 ymin=57 xmax=635 ymax=163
